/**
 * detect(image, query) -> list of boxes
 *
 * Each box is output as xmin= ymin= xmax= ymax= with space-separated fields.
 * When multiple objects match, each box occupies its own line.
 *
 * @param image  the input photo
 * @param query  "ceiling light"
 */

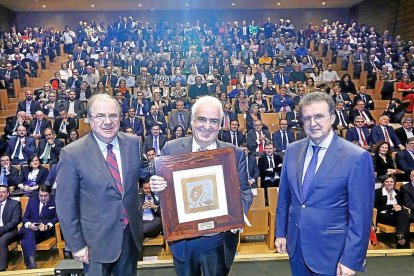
xmin=42 ymin=5 xmax=46 ymax=8
xmin=277 ymin=2 xmax=281 ymax=5
xmin=138 ymin=3 xmax=142 ymax=7
xmin=91 ymin=4 xmax=95 ymax=8
xmin=232 ymin=3 xmax=235 ymax=6
xmin=322 ymin=1 xmax=326 ymax=5
xmin=186 ymin=3 xmax=189 ymax=7
xmin=150 ymin=8 xmax=154 ymax=11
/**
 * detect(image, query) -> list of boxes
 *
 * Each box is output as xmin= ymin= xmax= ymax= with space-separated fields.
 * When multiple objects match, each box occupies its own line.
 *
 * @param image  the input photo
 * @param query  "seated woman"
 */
xmin=169 ymin=82 xmax=189 ymax=109
xmin=58 ymin=63 xmax=72 ymax=82
xmin=67 ymin=129 xmax=79 ymax=144
xmin=246 ymin=104 xmax=268 ymax=131
xmin=234 ymin=89 xmax=250 ymax=114
xmin=17 ymin=155 xmax=49 ymax=197
xmin=170 ymin=125 xmax=185 ymax=140
xmin=379 ymin=65 xmax=397 ymax=100
xmin=239 ymin=66 xmax=255 ymax=89
xmin=304 ymin=77 xmax=317 ymax=93
xmin=374 ymin=174 xmax=411 ymax=248
xmin=249 ymin=90 xmax=268 ymax=113
xmin=339 ymin=73 xmax=357 ymax=95
xmin=372 ymin=141 xmax=397 ymax=178
xmin=396 ymin=74 xmax=414 ymax=112
xmin=383 ymin=98 xmax=405 ymax=123
xmin=92 ymin=81 xmax=109 ymax=95
xmin=76 ymin=81 xmax=92 ymax=102
xmin=114 ymin=79 xmax=131 ymax=100
xmin=150 ymin=92 xmax=169 ymax=116
xmin=263 ymin=79 xmax=277 ymax=96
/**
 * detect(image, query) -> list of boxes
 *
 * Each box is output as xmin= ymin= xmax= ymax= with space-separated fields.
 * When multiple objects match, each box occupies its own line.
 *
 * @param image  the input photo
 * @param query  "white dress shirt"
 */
xmin=94 ymin=135 xmax=124 ymax=185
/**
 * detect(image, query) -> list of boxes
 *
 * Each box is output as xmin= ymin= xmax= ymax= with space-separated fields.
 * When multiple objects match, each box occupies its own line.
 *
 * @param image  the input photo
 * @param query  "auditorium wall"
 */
xmin=0 ymin=4 xmax=17 ymax=31
xmin=350 ymin=0 xmax=414 ymax=41
xmin=15 ymin=8 xmax=349 ymax=31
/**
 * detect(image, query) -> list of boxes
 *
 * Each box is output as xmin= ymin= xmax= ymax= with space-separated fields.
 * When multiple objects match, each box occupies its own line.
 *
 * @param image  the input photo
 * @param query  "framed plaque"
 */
xmin=154 ymin=147 xmax=244 ymax=242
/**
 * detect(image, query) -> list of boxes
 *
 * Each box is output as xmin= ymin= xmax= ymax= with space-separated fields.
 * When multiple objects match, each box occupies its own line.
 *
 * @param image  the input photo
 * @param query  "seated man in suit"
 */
xmin=59 ymin=90 xmax=86 ymax=119
xmin=143 ymin=125 xmax=167 ymax=156
xmin=349 ymin=100 xmax=376 ymax=128
xmin=6 ymin=125 xmax=36 ymax=165
xmin=286 ymin=105 xmax=303 ymax=130
xmin=331 ymin=84 xmax=352 ymax=110
xmin=240 ymin=142 xmax=260 ymax=188
xmin=131 ymin=91 xmax=150 ymax=116
xmin=353 ymin=85 xmax=375 ymax=110
xmin=371 ymin=115 xmax=405 ymax=150
xmin=19 ymin=185 xmax=58 ymax=269
xmin=36 ymin=128 xmax=64 ymax=165
xmin=141 ymin=180 xmax=162 ymax=238
xmin=4 ymin=111 xmax=30 ymax=139
xmin=272 ymin=119 xmax=295 ymax=153
xmin=401 ymin=170 xmax=414 ymax=222
xmin=258 ymin=141 xmax=282 ymax=201
xmin=145 ymin=105 xmax=167 ymax=135
xmin=53 ymin=109 xmax=77 ymax=143
xmin=168 ymin=100 xmax=191 ymax=134
xmin=0 ymin=155 xmax=20 ymax=191
xmin=220 ymin=120 xmax=245 ymax=147
xmin=395 ymin=117 xmax=414 ymax=146
xmin=41 ymin=91 xmax=60 ymax=119
xmin=332 ymin=100 xmax=351 ymax=136
xmin=121 ymin=107 xmax=144 ymax=139
xmin=396 ymin=137 xmax=414 ymax=176
xmin=220 ymin=102 xmax=237 ymax=131
xmin=0 ymin=185 xmax=22 ymax=272
xmin=345 ymin=116 xmax=371 ymax=150
xmin=272 ymin=86 xmax=295 ymax=113
xmin=16 ymin=90 xmax=41 ymax=119
xmin=246 ymin=119 xmax=271 ymax=156
xmin=28 ymin=111 xmax=52 ymax=140
xmin=140 ymin=148 xmax=156 ymax=180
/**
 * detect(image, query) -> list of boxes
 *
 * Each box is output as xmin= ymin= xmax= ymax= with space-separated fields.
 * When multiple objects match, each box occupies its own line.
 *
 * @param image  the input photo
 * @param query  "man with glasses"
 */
xmin=131 ymin=92 xmax=150 ymax=116
xmin=345 ymin=116 xmax=371 ymax=150
xmin=396 ymin=137 xmax=414 ymax=176
xmin=395 ymin=117 xmax=414 ymax=146
xmin=0 ymin=155 xmax=19 ymax=191
xmin=275 ymin=92 xmax=374 ymax=276
xmin=149 ymin=95 xmax=252 ymax=276
xmin=272 ymin=119 xmax=295 ymax=153
xmin=349 ymin=100 xmax=376 ymax=128
xmin=56 ymin=94 xmax=143 ymax=276
xmin=246 ymin=119 xmax=271 ymax=155
xmin=6 ymin=125 xmax=36 ymax=165
xmin=36 ymin=128 xmax=64 ymax=165
xmin=19 ymin=185 xmax=58 ymax=269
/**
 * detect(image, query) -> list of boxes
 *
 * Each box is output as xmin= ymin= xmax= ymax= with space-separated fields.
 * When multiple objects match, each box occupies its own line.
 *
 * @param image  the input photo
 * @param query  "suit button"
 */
xmin=301 ymin=204 xmax=306 ymax=208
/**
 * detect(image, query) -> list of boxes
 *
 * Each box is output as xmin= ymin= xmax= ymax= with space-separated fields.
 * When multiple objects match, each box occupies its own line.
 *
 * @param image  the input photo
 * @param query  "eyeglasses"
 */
xmin=302 ymin=114 xmax=331 ymax=124
xmin=89 ymin=113 xmax=120 ymax=122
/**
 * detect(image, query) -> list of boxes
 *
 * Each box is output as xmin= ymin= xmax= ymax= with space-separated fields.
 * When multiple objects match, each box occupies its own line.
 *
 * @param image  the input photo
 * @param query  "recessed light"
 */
xmin=91 ymin=4 xmax=95 ymax=8
xmin=185 ymin=3 xmax=189 ymax=7
xmin=232 ymin=3 xmax=235 ymax=6
xmin=138 ymin=3 xmax=142 ymax=7
xmin=277 ymin=2 xmax=281 ymax=5
xmin=150 ymin=8 xmax=154 ymax=11
xmin=322 ymin=1 xmax=326 ymax=5
xmin=42 ymin=4 xmax=46 ymax=8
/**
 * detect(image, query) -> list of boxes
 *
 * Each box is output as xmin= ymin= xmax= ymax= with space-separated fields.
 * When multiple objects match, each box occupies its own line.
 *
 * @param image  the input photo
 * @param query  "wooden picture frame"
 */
xmin=154 ymin=147 xmax=244 ymax=242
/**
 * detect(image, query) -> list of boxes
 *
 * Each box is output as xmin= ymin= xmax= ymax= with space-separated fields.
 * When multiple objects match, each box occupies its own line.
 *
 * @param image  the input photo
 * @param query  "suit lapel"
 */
xmin=295 ymin=138 xmax=309 ymax=202
xmin=118 ymin=134 xmax=129 ymax=195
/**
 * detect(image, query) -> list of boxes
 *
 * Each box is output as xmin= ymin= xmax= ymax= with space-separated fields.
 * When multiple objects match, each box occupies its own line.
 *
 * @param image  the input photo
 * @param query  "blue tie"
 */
xmin=302 ymin=145 xmax=321 ymax=199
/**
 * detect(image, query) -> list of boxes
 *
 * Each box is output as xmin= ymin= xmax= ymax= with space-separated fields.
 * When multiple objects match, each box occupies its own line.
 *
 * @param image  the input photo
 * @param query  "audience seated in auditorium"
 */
xmin=370 ymin=115 xmax=404 ymax=150
xmin=345 ymin=116 xmax=371 ymax=150
xmin=353 ymin=86 xmax=375 ymax=110
xmin=272 ymin=119 xmax=295 ymax=153
xmin=141 ymin=180 xmax=162 ymax=239
xmin=349 ymin=100 xmax=376 ymax=128
xmin=36 ymin=128 xmax=64 ymax=165
xmin=239 ymin=143 xmax=259 ymax=188
xmin=246 ymin=119 xmax=271 ymax=156
xmin=143 ymin=125 xmax=167 ymax=156
xmin=17 ymin=155 xmax=49 ymax=196
xmin=258 ymin=141 xmax=282 ymax=202
xmin=6 ymin=126 xmax=36 ymax=166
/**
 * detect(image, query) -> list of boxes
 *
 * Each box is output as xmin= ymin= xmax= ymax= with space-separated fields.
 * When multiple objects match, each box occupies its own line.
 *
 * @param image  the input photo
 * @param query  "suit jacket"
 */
xmin=28 ymin=119 xmax=52 ymax=137
xmin=41 ymin=102 xmax=60 ymax=119
xmin=273 ymin=72 xmax=290 ymax=86
xmin=56 ymin=132 xmax=143 ymax=262
xmin=6 ymin=136 xmax=36 ymax=161
xmin=161 ymin=137 xmax=253 ymax=268
xmin=400 ymin=183 xmax=414 ymax=212
xmin=18 ymin=166 xmax=49 ymax=186
xmin=396 ymin=150 xmax=414 ymax=175
xmin=258 ymin=154 xmax=282 ymax=181
xmin=139 ymin=192 xmax=161 ymax=218
xmin=353 ymin=94 xmax=375 ymax=110
xmin=142 ymin=134 xmax=167 ymax=153
xmin=348 ymin=109 xmax=376 ymax=125
xmin=394 ymin=127 xmax=414 ymax=146
xmin=332 ymin=110 xmax=351 ymax=129
xmin=168 ymin=110 xmax=191 ymax=133
xmin=374 ymin=188 xmax=403 ymax=213
xmin=0 ymin=198 xmax=21 ymax=236
xmin=220 ymin=130 xmax=245 ymax=147
xmin=246 ymin=129 xmax=271 ymax=152
xmin=345 ymin=127 xmax=371 ymax=146
xmin=145 ymin=114 xmax=167 ymax=134
xmin=276 ymin=134 xmax=374 ymax=274
xmin=36 ymin=138 xmax=64 ymax=164
xmin=4 ymin=116 xmax=30 ymax=137
xmin=246 ymin=154 xmax=259 ymax=183
xmin=59 ymin=100 xmax=86 ymax=118
xmin=286 ymin=111 xmax=303 ymax=129
xmin=121 ymin=116 xmax=144 ymax=137
xmin=22 ymin=196 xmax=59 ymax=226
xmin=100 ymin=74 xmax=118 ymax=88
xmin=16 ymin=100 xmax=41 ymax=116
xmin=130 ymin=99 xmax=150 ymax=116
xmin=272 ymin=130 xmax=295 ymax=152
xmin=53 ymin=118 xmax=77 ymax=136
xmin=3 ymin=166 xmax=20 ymax=188
xmin=370 ymin=125 xmax=402 ymax=148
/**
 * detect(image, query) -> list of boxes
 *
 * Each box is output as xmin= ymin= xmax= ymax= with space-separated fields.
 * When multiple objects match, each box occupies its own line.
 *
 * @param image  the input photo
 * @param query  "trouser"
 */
xmin=19 ymin=227 xmax=54 ymax=268
xmin=0 ymin=230 xmax=18 ymax=270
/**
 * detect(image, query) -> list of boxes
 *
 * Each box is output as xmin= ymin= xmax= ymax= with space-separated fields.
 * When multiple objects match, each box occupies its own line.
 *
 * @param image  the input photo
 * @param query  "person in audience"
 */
xmin=7 ymin=125 xmax=36 ymax=165
xmin=150 ymin=92 xmax=169 ymax=116
xmin=121 ymin=108 xmax=144 ymax=139
xmin=59 ymin=90 xmax=86 ymax=119
xmin=4 ymin=111 xmax=30 ymax=138
xmin=0 ymin=63 xmax=19 ymax=91
xmin=131 ymin=91 xmax=150 ymax=117
xmin=400 ymin=170 xmax=414 ymax=223
xmin=332 ymin=100 xmax=351 ymax=135
xmin=345 ymin=116 xmax=371 ymax=150
xmin=53 ymin=109 xmax=77 ymax=143
xmin=17 ymin=155 xmax=49 ymax=196
xmin=246 ymin=119 xmax=271 ymax=155
xmin=322 ymin=63 xmax=340 ymax=84
xmin=170 ymin=125 xmax=185 ymax=140
xmin=396 ymin=137 xmax=414 ymax=176
xmin=384 ymin=98 xmax=406 ymax=124
xmin=220 ymin=119 xmax=245 ymax=147
xmin=143 ymin=124 xmax=167 ymax=156
xmin=374 ymin=174 xmax=411 ymax=248
xmin=379 ymin=65 xmax=397 ymax=100
xmin=289 ymin=64 xmax=307 ymax=83
xmin=239 ymin=142 xmax=259 ymax=188
xmin=41 ymin=91 xmax=60 ymax=119
xmin=396 ymin=74 xmax=414 ymax=113
xmin=19 ymin=185 xmax=58 ymax=269
xmin=331 ymin=84 xmax=353 ymax=110
xmin=189 ymin=75 xmax=209 ymax=101
xmin=234 ymin=89 xmax=250 ymax=114
xmin=272 ymin=118 xmax=295 ymax=152
xmin=168 ymin=100 xmax=191 ymax=134
xmin=286 ymin=105 xmax=302 ymax=130
xmin=0 ymin=155 xmax=20 ymax=190
xmin=141 ymin=148 xmax=156 ymax=179
xmin=258 ymin=141 xmax=282 ymax=200
xmin=349 ymin=100 xmax=376 ymax=128
xmin=0 ymin=184 xmax=21 ymax=272
xmin=339 ymin=73 xmax=357 ymax=95
xmin=272 ymin=86 xmax=294 ymax=112
xmin=353 ymin=85 xmax=375 ymax=110
xmin=145 ymin=105 xmax=167 ymax=134
xmin=28 ymin=111 xmax=52 ymax=140
xmin=67 ymin=129 xmax=79 ymax=144
xmin=372 ymin=141 xmax=397 ymax=178
xmin=66 ymin=69 xmax=82 ymax=91
xmin=17 ymin=90 xmax=41 ymax=119
xmin=36 ymin=128 xmax=64 ymax=165
xmin=141 ymin=180 xmax=162 ymax=238
xmin=371 ymin=115 xmax=404 ymax=150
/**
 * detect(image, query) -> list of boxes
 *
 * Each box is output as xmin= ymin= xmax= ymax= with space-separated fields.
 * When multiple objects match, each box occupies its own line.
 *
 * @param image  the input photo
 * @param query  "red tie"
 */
xmin=383 ymin=128 xmax=391 ymax=144
xmin=359 ymin=129 xmax=368 ymax=146
xmin=106 ymin=144 xmax=128 ymax=227
xmin=258 ymin=132 xmax=264 ymax=152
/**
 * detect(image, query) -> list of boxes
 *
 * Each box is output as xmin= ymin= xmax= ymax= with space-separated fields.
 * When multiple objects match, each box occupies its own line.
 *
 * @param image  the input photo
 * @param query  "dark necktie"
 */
xmin=232 ymin=132 xmax=237 ymax=146
xmin=362 ymin=94 xmax=366 ymax=102
xmin=282 ymin=130 xmax=288 ymax=150
xmin=268 ymin=156 xmax=274 ymax=169
xmin=153 ymin=136 xmax=159 ymax=153
xmin=35 ymin=120 xmax=41 ymax=134
xmin=130 ymin=118 xmax=134 ymax=128
xmin=1 ymin=167 xmax=8 ymax=186
xmin=302 ymin=145 xmax=321 ymax=198
xmin=178 ymin=113 xmax=185 ymax=128
xmin=14 ymin=139 xmax=22 ymax=159
xmin=106 ymin=144 xmax=128 ymax=227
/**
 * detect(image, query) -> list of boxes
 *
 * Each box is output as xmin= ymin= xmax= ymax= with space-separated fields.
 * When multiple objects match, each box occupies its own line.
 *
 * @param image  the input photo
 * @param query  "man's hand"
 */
xmin=39 ymin=223 xmax=47 ymax=231
xmin=275 ymin=237 xmax=287 ymax=253
xmin=29 ymin=223 xmax=39 ymax=231
xmin=73 ymin=246 xmax=89 ymax=264
xmin=336 ymin=263 xmax=355 ymax=276
xmin=150 ymin=175 xmax=167 ymax=192
xmin=399 ymin=144 xmax=406 ymax=151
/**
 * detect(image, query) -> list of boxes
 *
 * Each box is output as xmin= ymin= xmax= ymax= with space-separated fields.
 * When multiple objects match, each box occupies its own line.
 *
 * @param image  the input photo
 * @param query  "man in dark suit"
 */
xmin=41 ymin=91 xmax=60 ymax=119
xmin=240 ymin=143 xmax=260 ymax=188
xmin=395 ymin=117 xmax=414 ymax=146
xmin=141 ymin=180 xmax=162 ymax=238
xmin=66 ymin=69 xmax=83 ymax=90
xmin=401 ymin=171 xmax=414 ymax=222
xmin=121 ymin=108 xmax=144 ymax=138
xmin=16 ymin=90 xmax=41 ymax=118
xmin=168 ymin=100 xmax=191 ymax=134
xmin=36 ymin=128 xmax=64 ymax=165
xmin=188 ymin=76 xmax=208 ymax=100
xmin=371 ymin=115 xmax=405 ymax=150
xmin=275 ymin=92 xmax=374 ymax=276
xmin=19 ymin=185 xmax=58 ymax=269
xmin=345 ymin=116 xmax=371 ymax=150
xmin=272 ymin=119 xmax=295 ymax=153
xmin=0 ymin=185 xmax=22 ymax=271
xmin=286 ymin=105 xmax=303 ymax=130
xmin=0 ymin=63 xmax=19 ymax=90
xmin=220 ymin=102 xmax=237 ymax=131
xmin=59 ymin=90 xmax=86 ymax=119
xmin=6 ymin=125 xmax=36 ymax=165
xmin=332 ymin=100 xmax=351 ymax=135
xmin=101 ymin=67 xmax=118 ymax=89
xmin=28 ymin=111 xmax=52 ymax=140
xmin=56 ymin=94 xmax=143 ymax=276
xmin=143 ymin=125 xmax=167 ymax=156
xmin=4 ymin=111 xmax=30 ymax=138
xmin=150 ymin=95 xmax=252 ymax=276
xmin=1 ymin=155 xmax=20 ymax=190
xmin=349 ymin=100 xmax=376 ymax=128
xmin=220 ymin=120 xmax=245 ymax=147
xmin=258 ymin=142 xmax=283 ymax=200
xmin=353 ymin=86 xmax=375 ymax=110
xmin=246 ymin=119 xmax=271 ymax=155
xmin=145 ymin=105 xmax=167 ymax=134
xmin=396 ymin=137 xmax=414 ymax=176
xmin=53 ymin=109 xmax=77 ymax=142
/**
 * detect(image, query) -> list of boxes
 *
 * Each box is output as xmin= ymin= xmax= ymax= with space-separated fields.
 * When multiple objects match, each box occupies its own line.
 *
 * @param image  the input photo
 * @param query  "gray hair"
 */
xmin=87 ymin=94 xmax=121 ymax=117
xmin=299 ymin=92 xmax=336 ymax=115
xmin=191 ymin=96 xmax=224 ymax=125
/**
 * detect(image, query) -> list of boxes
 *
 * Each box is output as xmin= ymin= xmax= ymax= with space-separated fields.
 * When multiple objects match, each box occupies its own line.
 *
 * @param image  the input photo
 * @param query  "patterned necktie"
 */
xmin=153 ymin=136 xmax=159 ymax=154
xmin=42 ymin=143 xmax=51 ymax=164
xmin=178 ymin=113 xmax=185 ymax=128
xmin=302 ymin=145 xmax=321 ymax=198
xmin=0 ymin=167 xmax=7 ymax=186
xmin=14 ymin=139 xmax=22 ymax=160
xmin=106 ymin=144 xmax=128 ymax=227
xmin=282 ymin=130 xmax=288 ymax=150
xmin=359 ymin=129 xmax=368 ymax=146
xmin=35 ymin=120 xmax=41 ymax=134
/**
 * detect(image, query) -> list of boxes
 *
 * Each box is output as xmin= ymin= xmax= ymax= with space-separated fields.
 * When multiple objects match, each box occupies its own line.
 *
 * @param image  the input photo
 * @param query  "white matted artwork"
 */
xmin=173 ymin=165 xmax=228 ymax=223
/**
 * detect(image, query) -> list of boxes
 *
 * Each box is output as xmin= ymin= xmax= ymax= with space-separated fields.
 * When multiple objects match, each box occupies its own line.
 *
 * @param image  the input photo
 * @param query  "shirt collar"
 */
xmin=93 ymin=134 xmax=120 ymax=153
xmin=382 ymin=186 xmax=397 ymax=198
xmin=309 ymin=130 xmax=334 ymax=149
xmin=192 ymin=138 xmax=217 ymax=152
